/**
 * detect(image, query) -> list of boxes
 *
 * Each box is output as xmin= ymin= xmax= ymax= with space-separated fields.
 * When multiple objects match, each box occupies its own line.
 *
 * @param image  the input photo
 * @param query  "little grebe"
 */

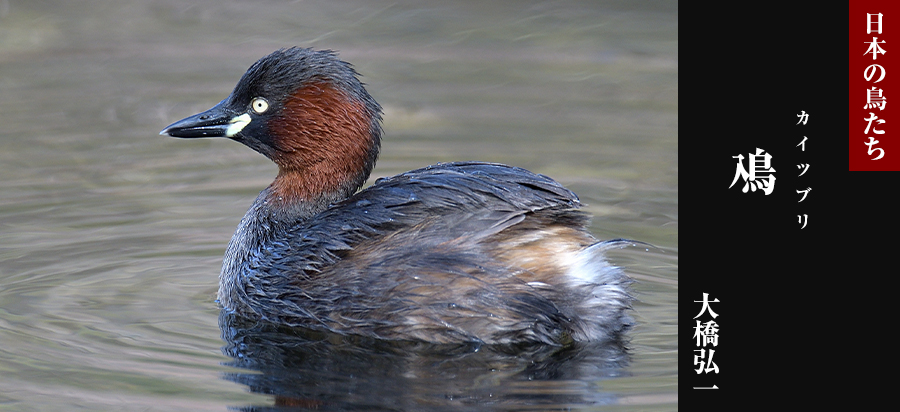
xmin=162 ymin=47 xmax=632 ymax=345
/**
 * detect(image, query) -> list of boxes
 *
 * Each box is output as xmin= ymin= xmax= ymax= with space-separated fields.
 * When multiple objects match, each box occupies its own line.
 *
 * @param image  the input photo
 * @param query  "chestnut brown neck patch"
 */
xmin=266 ymin=82 xmax=377 ymax=206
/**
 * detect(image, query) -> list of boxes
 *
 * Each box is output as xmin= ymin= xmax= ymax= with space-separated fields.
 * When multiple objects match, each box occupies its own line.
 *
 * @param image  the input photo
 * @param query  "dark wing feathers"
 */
xmin=243 ymin=162 xmax=601 ymax=343
xmin=282 ymin=161 xmax=581 ymax=267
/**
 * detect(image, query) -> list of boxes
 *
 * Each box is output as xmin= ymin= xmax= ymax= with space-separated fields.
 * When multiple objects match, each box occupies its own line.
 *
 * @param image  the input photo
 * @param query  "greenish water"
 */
xmin=0 ymin=0 xmax=677 ymax=410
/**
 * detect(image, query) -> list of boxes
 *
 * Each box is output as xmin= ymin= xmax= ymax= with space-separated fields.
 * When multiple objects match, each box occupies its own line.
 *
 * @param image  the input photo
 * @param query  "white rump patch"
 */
xmin=565 ymin=241 xmax=624 ymax=286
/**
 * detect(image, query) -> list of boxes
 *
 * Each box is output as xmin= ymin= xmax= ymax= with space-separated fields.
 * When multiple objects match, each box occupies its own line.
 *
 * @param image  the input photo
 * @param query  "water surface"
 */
xmin=0 ymin=1 xmax=677 ymax=410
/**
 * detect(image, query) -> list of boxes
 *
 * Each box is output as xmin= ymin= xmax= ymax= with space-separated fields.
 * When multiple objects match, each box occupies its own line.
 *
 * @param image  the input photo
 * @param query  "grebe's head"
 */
xmin=162 ymin=47 xmax=383 ymax=204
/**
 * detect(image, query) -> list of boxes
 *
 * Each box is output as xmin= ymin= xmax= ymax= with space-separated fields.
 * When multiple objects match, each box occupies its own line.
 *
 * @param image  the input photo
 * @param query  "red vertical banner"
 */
xmin=851 ymin=2 xmax=900 ymax=170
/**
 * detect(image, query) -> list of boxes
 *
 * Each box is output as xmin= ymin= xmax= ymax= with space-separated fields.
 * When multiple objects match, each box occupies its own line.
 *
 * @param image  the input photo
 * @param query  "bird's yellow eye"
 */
xmin=251 ymin=98 xmax=269 ymax=114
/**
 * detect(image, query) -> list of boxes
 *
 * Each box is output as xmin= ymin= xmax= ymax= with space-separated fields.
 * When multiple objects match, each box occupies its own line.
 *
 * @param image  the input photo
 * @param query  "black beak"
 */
xmin=160 ymin=99 xmax=243 ymax=138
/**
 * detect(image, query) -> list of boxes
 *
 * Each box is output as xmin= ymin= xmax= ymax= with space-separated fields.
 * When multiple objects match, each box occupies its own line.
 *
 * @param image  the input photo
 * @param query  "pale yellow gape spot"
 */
xmin=226 ymin=98 xmax=269 ymax=137
xmin=225 ymin=113 xmax=252 ymax=137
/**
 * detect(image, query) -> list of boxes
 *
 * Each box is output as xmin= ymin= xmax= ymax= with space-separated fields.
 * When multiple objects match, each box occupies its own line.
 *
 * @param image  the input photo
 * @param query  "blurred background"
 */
xmin=0 ymin=0 xmax=677 ymax=410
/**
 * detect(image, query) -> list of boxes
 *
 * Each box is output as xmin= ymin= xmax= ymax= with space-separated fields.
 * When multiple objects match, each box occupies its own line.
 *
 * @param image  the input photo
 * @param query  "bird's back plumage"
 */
xmin=230 ymin=162 xmax=632 ymax=344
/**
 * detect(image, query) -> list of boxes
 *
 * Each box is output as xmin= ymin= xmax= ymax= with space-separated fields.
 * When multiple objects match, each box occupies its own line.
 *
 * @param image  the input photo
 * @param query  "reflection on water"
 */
xmin=220 ymin=312 xmax=630 ymax=411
